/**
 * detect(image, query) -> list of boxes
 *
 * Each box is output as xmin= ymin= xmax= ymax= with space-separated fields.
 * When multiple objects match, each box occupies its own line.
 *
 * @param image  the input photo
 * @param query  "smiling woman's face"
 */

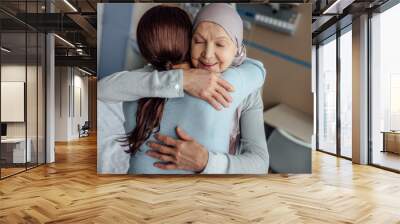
xmin=191 ymin=22 xmax=237 ymax=73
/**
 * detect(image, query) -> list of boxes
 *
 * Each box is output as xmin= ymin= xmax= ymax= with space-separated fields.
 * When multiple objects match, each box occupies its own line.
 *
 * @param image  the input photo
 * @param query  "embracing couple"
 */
xmin=98 ymin=3 xmax=269 ymax=174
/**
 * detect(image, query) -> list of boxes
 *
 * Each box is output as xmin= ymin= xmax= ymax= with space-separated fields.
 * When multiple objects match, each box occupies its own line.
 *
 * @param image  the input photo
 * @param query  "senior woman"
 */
xmin=98 ymin=3 xmax=269 ymax=174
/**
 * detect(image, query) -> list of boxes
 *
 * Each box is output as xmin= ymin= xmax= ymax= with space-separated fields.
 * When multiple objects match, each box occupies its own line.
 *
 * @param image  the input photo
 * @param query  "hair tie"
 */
xmin=165 ymin=61 xmax=173 ymax=70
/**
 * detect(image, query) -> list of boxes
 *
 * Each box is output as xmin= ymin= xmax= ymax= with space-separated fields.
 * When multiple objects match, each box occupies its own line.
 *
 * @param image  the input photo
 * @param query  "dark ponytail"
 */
xmin=122 ymin=6 xmax=192 ymax=155
xmin=125 ymin=98 xmax=166 ymax=154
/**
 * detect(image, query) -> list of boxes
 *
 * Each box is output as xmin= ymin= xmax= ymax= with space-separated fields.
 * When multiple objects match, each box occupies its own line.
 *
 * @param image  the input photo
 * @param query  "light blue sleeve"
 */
xmin=221 ymin=58 xmax=266 ymax=108
xmin=97 ymin=58 xmax=265 ymax=105
xmin=97 ymin=67 xmax=184 ymax=103
xmin=202 ymin=89 xmax=269 ymax=174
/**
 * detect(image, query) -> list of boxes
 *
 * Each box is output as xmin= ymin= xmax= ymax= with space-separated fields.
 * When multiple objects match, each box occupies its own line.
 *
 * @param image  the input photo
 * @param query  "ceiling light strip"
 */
xmin=63 ymin=0 xmax=78 ymax=12
xmin=1 ymin=47 xmax=11 ymax=53
xmin=54 ymin=34 xmax=75 ymax=48
xmin=78 ymin=67 xmax=92 ymax=76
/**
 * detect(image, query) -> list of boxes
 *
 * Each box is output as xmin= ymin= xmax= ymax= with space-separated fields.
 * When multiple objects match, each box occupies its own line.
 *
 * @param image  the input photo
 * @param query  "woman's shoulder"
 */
xmin=224 ymin=58 xmax=266 ymax=82
xmin=228 ymin=58 xmax=265 ymax=72
xmin=242 ymin=58 xmax=265 ymax=70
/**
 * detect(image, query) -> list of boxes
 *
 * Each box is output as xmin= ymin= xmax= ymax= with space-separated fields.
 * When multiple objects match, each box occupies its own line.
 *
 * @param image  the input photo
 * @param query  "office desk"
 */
xmin=1 ymin=138 xmax=32 ymax=164
xmin=382 ymin=131 xmax=400 ymax=154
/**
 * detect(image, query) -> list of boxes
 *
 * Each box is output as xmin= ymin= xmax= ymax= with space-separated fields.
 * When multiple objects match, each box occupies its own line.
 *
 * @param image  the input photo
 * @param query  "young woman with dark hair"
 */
xmin=122 ymin=6 xmax=192 ymax=155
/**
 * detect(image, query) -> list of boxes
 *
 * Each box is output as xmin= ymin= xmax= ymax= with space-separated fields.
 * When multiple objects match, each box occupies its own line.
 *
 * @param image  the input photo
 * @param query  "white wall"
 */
xmin=55 ymin=66 xmax=69 ymax=141
xmin=1 ymin=82 xmax=25 ymax=122
xmin=71 ymin=72 xmax=89 ymax=138
xmin=1 ymin=65 xmax=26 ymax=133
xmin=1 ymin=65 xmax=38 ymax=138
xmin=54 ymin=67 xmax=89 ymax=141
xmin=1 ymin=64 xmax=26 ymax=81
xmin=2 ymin=63 xmax=46 ymax=164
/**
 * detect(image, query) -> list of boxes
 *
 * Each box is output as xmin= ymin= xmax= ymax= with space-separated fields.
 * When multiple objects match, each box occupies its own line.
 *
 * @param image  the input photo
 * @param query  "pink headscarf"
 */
xmin=193 ymin=3 xmax=247 ymax=66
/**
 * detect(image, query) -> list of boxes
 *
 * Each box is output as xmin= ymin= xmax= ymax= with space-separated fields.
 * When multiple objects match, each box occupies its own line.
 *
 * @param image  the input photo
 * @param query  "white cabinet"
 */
xmin=1 ymin=138 xmax=32 ymax=163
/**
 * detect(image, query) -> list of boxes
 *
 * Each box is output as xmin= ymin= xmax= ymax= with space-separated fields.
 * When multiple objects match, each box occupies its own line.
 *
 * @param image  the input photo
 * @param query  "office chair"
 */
xmin=79 ymin=121 xmax=90 ymax=138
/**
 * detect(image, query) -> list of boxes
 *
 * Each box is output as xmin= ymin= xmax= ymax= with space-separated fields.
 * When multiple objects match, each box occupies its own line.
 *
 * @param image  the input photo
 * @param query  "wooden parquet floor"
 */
xmin=1 ymin=134 xmax=400 ymax=224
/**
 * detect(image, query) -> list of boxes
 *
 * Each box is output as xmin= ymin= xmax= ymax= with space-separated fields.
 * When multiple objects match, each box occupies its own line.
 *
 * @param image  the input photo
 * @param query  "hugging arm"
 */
xmin=98 ymin=67 xmax=233 ymax=109
xmin=98 ymin=68 xmax=184 ymax=103
xmin=97 ymin=59 xmax=264 ymax=109
xmin=148 ymin=89 xmax=270 ymax=174
xmin=145 ymin=61 xmax=268 ymax=173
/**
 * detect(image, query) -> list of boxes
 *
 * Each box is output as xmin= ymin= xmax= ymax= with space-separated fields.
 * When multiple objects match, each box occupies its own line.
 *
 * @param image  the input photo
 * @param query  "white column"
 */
xmin=312 ymin=45 xmax=317 ymax=150
xmin=352 ymin=14 xmax=369 ymax=164
xmin=45 ymin=0 xmax=56 ymax=163
xmin=46 ymin=33 xmax=55 ymax=163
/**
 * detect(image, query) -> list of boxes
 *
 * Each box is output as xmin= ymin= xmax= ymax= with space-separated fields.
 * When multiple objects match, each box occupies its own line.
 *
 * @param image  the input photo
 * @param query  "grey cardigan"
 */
xmin=98 ymin=65 xmax=269 ymax=174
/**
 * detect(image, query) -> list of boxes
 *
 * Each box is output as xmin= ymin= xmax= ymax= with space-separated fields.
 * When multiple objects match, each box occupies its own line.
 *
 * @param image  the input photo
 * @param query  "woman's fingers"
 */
xmin=175 ymin=127 xmax=193 ymax=141
xmin=206 ymin=96 xmax=222 ymax=110
xmin=149 ymin=133 xmax=209 ymax=172
xmin=213 ymin=78 xmax=233 ymax=108
xmin=212 ymin=91 xmax=230 ymax=108
xmin=155 ymin=133 xmax=178 ymax=146
xmin=217 ymin=78 xmax=235 ymax=92
xmin=146 ymin=150 xmax=176 ymax=163
xmin=147 ymin=142 xmax=176 ymax=155
xmin=153 ymin=162 xmax=178 ymax=170
xmin=216 ymin=86 xmax=233 ymax=103
xmin=183 ymin=69 xmax=234 ymax=110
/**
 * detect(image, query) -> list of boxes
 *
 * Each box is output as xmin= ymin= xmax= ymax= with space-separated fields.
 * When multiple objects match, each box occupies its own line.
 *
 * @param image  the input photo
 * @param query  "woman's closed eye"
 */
xmin=215 ymin=40 xmax=228 ymax=48
xmin=194 ymin=40 xmax=205 ymax=44
xmin=193 ymin=36 xmax=205 ymax=44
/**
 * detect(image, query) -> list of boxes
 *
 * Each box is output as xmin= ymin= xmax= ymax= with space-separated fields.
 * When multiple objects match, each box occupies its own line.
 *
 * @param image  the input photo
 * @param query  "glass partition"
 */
xmin=27 ymin=31 xmax=38 ymax=169
xmin=317 ymin=36 xmax=337 ymax=155
xmin=38 ymin=32 xmax=45 ymax=165
xmin=370 ymin=3 xmax=400 ymax=171
xmin=26 ymin=0 xmax=42 ymax=169
xmin=0 ymin=1 xmax=46 ymax=179
xmin=339 ymin=28 xmax=352 ymax=158
xmin=1 ymin=30 xmax=28 ymax=177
